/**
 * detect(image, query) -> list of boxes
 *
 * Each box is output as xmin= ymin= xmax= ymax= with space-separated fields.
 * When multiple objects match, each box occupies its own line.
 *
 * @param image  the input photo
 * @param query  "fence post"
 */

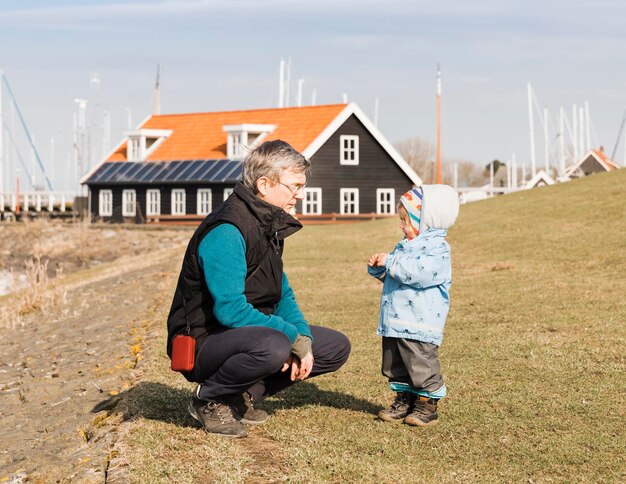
xmin=23 ymin=193 xmax=29 ymax=212
xmin=60 ymin=195 xmax=66 ymax=212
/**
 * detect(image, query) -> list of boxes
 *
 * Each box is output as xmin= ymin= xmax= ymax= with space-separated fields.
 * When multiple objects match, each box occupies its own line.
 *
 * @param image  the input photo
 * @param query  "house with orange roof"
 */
xmin=565 ymin=147 xmax=621 ymax=179
xmin=82 ymin=103 xmax=422 ymax=223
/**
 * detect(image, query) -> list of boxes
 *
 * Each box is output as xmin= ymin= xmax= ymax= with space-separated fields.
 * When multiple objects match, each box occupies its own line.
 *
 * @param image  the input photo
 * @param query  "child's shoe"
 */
xmin=404 ymin=396 xmax=439 ymax=426
xmin=378 ymin=392 xmax=416 ymax=422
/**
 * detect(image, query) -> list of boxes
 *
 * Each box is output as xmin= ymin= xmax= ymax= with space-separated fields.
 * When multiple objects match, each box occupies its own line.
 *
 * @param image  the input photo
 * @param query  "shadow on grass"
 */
xmin=260 ymin=381 xmax=382 ymax=415
xmin=91 ymin=380 xmax=381 ymax=427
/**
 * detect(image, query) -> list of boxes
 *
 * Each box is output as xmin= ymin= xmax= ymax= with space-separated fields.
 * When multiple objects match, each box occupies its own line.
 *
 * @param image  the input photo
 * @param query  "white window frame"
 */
xmin=197 ymin=189 xmax=212 ymax=215
xmin=125 ymin=129 xmax=172 ymax=161
xmin=302 ymin=188 xmax=322 ymax=215
xmin=223 ymin=124 xmax=275 ymax=161
xmin=376 ymin=188 xmax=395 ymax=215
xmin=171 ymin=189 xmax=186 ymax=215
xmin=122 ymin=189 xmax=136 ymax=217
xmin=146 ymin=189 xmax=161 ymax=216
xmin=340 ymin=135 xmax=359 ymax=165
xmin=340 ymin=188 xmax=359 ymax=215
xmin=99 ymin=189 xmax=112 ymax=217
xmin=223 ymin=187 xmax=234 ymax=201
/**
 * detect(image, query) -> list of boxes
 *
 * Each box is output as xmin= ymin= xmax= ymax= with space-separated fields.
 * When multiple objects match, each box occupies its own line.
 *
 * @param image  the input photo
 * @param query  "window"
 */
xmin=146 ymin=189 xmax=161 ymax=216
xmin=126 ymin=129 xmax=172 ymax=161
xmin=171 ymin=189 xmax=186 ymax=215
xmin=197 ymin=189 xmax=212 ymax=215
xmin=302 ymin=188 xmax=322 ymax=215
xmin=376 ymin=189 xmax=395 ymax=215
xmin=340 ymin=188 xmax=359 ymax=215
xmin=340 ymin=135 xmax=359 ymax=165
xmin=223 ymin=124 xmax=275 ymax=160
xmin=223 ymin=188 xmax=234 ymax=201
xmin=99 ymin=189 xmax=112 ymax=217
xmin=122 ymin=189 xmax=136 ymax=217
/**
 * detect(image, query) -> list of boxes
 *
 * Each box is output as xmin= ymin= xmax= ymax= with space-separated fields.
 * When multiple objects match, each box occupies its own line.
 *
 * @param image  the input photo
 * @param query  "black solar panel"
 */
xmin=174 ymin=160 xmax=203 ymax=181
xmin=133 ymin=162 xmax=157 ymax=180
xmin=218 ymin=161 xmax=241 ymax=182
xmin=196 ymin=161 xmax=224 ymax=180
xmin=91 ymin=162 xmax=120 ymax=182
xmin=85 ymin=160 xmax=243 ymax=185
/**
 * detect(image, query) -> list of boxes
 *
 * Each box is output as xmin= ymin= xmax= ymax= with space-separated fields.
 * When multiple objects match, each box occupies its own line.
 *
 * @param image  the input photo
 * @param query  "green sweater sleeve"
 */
xmin=198 ymin=223 xmax=299 ymax=343
xmin=275 ymin=273 xmax=313 ymax=340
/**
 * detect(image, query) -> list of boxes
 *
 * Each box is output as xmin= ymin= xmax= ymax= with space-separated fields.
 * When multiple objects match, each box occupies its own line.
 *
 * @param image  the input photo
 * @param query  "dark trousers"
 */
xmin=381 ymin=337 xmax=444 ymax=393
xmin=190 ymin=325 xmax=351 ymax=402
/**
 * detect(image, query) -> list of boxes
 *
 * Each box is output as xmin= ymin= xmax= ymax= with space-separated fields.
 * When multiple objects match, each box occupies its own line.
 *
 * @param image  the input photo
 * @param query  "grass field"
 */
xmin=114 ymin=169 xmax=626 ymax=482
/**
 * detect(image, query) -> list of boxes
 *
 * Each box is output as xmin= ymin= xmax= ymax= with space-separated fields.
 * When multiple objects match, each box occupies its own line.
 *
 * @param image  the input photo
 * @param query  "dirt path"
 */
xmin=0 ymin=247 xmax=184 ymax=482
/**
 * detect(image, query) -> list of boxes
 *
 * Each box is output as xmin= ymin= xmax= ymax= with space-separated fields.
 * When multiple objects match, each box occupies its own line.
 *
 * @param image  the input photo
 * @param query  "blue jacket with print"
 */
xmin=368 ymin=228 xmax=452 ymax=346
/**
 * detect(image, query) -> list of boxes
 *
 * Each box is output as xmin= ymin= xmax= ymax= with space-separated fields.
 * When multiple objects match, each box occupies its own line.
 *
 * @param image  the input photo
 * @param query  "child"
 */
xmin=368 ymin=185 xmax=459 ymax=426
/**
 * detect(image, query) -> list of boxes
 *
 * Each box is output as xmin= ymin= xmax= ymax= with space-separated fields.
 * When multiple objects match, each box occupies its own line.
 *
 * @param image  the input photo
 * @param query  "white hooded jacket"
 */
xmin=368 ymin=185 xmax=459 ymax=345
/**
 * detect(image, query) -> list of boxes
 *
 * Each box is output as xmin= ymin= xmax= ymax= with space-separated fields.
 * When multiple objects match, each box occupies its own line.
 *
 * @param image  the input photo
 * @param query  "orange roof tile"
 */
xmin=107 ymin=104 xmax=347 ymax=162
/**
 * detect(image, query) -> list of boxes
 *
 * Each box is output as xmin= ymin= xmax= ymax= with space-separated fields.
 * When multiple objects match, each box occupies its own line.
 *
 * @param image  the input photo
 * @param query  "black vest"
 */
xmin=166 ymin=182 xmax=302 ymax=357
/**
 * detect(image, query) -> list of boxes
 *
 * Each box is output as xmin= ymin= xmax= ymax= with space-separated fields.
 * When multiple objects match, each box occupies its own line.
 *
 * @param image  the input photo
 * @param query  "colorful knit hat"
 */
xmin=400 ymin=187 xmax=423 ymax=234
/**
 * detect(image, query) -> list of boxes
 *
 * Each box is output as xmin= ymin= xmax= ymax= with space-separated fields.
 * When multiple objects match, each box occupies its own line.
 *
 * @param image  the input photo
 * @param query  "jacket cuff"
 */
xmin=290 ymin=335 xmax=312 ymax=359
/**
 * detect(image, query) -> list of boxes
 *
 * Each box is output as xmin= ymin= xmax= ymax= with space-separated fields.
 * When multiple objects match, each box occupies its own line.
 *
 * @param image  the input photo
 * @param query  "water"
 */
xmin=0 ymin=270 xmax=26 ymax=296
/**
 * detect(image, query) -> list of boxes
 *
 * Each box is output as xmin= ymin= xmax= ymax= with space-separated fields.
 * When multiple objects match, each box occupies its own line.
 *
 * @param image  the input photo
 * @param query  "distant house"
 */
xmin=524 ymin=169 xmax=555 ymax=189
xmin=82 ymin=103 xmax=421 ymax=223
xmin=565 ymin=148 xmax=621 ymax=179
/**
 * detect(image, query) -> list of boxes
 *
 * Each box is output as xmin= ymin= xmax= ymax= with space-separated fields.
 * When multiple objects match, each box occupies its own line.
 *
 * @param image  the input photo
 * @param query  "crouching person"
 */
xmin=167 ymin=140 xmax=351 ymax=438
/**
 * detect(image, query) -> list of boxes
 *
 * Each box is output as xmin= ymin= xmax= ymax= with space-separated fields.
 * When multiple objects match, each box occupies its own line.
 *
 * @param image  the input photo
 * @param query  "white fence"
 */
xmin=0 ymin=191 xmax=76 ymax=213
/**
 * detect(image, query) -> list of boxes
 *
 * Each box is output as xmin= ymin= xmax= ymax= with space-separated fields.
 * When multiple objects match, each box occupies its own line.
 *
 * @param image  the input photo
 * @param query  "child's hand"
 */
xmin=368 ymin=252 xmax=388 ymax=267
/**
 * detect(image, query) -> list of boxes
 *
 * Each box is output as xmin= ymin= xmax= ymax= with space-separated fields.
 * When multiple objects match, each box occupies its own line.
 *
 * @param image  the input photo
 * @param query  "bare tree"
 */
xmin=395 ymin=137 xmax=486 ymax=186
xmin=395 ymin=137 xmax=435 ymax=182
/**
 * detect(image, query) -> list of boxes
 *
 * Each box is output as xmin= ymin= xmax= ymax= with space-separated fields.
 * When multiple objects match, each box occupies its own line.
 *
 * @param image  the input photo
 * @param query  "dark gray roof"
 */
xmin=84 ymin=159 xmax=242 ymax=185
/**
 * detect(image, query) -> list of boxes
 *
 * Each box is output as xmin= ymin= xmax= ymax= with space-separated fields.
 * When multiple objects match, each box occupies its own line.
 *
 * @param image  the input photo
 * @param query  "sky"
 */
xmin=1 ymin=0 xmax=625 ymax=192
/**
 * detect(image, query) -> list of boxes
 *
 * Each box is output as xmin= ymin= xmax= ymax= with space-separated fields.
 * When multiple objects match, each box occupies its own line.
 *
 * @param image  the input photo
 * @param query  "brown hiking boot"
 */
xmin=188 ymin=395 xmax=247 ymax=438
xmin=223 ymin=392 xmax=270 ymax=425
xmin=378 ymin=392 xmax=416 ymax=422
xmin=404 ymin=396 xmax=439 ymax=426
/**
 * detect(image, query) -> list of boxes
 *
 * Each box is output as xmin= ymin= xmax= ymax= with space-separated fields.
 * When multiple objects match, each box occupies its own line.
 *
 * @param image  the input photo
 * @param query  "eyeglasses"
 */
xmin=276 ymin=180 xmax=307 ymax=195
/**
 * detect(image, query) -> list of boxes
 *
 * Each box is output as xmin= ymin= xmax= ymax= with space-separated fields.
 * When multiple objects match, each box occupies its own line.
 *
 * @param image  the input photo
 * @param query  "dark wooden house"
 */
xmin=82 ymin=103 xmax=422 ymax=223
xmin=565 ymin=148 xmax=621 ymax=179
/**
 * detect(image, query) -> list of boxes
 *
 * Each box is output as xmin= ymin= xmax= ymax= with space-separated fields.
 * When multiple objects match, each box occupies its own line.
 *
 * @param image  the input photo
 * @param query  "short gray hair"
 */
xmin=242 ymin=140 xmax=311 ymax=192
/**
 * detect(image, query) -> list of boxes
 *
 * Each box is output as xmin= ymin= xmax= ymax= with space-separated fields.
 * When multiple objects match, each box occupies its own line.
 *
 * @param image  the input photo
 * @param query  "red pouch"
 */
xmin=171 ymin=334 xmax=196 ymax=372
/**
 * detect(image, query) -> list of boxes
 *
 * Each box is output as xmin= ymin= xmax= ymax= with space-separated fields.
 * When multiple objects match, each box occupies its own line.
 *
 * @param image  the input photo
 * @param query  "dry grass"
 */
xmin=0 ymin=221 xmax=190 ymax=328
xmin=15 ymin=250 xmax=66 ymax=315
xmin=83 ymin=170 xmax=626 ymax=481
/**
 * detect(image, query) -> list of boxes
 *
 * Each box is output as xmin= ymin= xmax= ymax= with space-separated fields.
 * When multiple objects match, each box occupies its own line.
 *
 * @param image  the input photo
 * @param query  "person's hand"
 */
xmin=368 ymin=253 xmax=388 ymax=267
xmin=281 ymin=353 xmax=314 ymax=381
xmin=296 ymin=352 xmax=314 ymax=380
xmin=281 ymin=355 xmax=293 ymax=373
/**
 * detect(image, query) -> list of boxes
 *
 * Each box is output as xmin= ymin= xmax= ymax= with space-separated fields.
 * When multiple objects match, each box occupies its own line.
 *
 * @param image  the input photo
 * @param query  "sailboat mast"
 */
xmin=436 ymin=64 xmax=442 ymax=184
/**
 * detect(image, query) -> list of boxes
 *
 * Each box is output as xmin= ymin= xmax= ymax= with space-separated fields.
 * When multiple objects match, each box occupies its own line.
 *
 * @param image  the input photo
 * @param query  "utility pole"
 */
xmin=436 ymin=64 xmax=442 ymax=184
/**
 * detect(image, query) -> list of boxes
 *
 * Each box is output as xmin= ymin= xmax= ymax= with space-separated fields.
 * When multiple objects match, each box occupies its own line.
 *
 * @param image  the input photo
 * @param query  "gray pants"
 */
xmin=381 ymin=337 xmax=444 ymax=393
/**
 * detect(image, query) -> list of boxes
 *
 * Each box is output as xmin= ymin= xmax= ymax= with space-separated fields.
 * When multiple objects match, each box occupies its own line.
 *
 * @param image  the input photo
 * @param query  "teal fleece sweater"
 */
xmin=198 ymin=223 xmax=311 ymax=343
